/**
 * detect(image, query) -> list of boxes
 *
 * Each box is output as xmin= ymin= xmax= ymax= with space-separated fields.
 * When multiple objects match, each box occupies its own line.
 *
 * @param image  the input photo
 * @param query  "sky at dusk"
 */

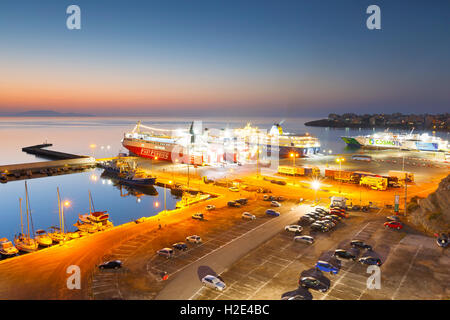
xmin=0 ymin=0 xmax=449 ymax=117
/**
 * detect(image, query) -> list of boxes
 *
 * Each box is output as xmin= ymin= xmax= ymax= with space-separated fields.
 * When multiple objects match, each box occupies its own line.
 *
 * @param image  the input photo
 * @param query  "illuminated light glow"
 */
xmin=154 ymin=201 xmax=160 ymax=208
xmin=89 ymin=144 xmax=96 ymax=149
xmin=311 ymin=181 xmax=321 ymax=190
xmin=64 ymin=200 xmax=71 ymax=207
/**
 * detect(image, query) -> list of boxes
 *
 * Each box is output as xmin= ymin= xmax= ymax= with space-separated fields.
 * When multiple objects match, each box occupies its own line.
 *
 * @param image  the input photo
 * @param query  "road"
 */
xmin=155 ymin=204 xmax=308 ymax=300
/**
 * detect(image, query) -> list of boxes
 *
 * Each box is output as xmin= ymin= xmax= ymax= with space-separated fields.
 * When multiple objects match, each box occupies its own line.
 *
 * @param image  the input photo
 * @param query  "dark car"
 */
xmin=315 ymin=207 xmax=329 ymax=214
xmin=334 ymin=249 xmax=357 ymax=261
xmin=235 ymin=198 xmax=248 ymax=205
xmin=266 ymin=209 xmax=280 ymax=217
xmin=299 ymin=216 xmax=315 ymax=225
xmin=306 ymin=212 xmax=321 ymax=219
xmin=172 ymin=242 xmax=188 ymax=251
xmin=352 ymin=205 xmax=361 ymax=211
xmin=276 ymin=196 xmax=285 ymax=202
xmin=98 ymin=260 xmax=122 ymax=270
xmin=299 ymin=276 xmax=329 ymax=292
xmin=436 ymin=233 xmax=449 ymax=248
xmin=311 ymin=223 xmax=329 ymax=232
xmin=330 ymin=214 xmax=342 ymax=222
xmin=350 ymin=240 xmax=373 ymax=251
xmin=359 ymin=256 xmax=382 ymax=266
xmin=227 ymin=201 xmax=241 ymax=208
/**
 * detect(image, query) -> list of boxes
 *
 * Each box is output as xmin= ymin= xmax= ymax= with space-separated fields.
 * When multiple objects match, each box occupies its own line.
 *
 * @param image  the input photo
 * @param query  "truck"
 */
xmin=388 ymin=170 xmax=414 ymax=183
xmin=351 ymin=154 xmax=372 ymax=162
xmin=278 ymin=166 xmax=297 ymax=176
xmin=333 ymin=170 xmax=353 ymax=182
xmin=330 ymin=196 xmax=347 ymax=209
xmin=359 ymin=176 xmax=388 ymax=191
xmin=278 ymin=165 xmax=319 ymax=177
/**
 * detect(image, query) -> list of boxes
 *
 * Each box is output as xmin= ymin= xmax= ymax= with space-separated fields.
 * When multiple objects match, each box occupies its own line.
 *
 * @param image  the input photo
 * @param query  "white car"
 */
xmin=205 ymin=205 xmax=216 ymax=211
xmin=186 ymin=235 xmax=202 ymax=244
xmin=285 ymin=225 xmax=303 ymax=233
xmin=271 ymin=201 xmax=281 ymax=207
xmin=294 ymin=235 xmax=315 ymax=244
xmin=201 ymin=275 xmax=226 ymax=291
xmin=229 ymin=187 xmax=239 ymax=192
xmin=157 ymin=248 xmax=174 ymax=258
xmin=242 ymin=212 xmax=256 ymax=220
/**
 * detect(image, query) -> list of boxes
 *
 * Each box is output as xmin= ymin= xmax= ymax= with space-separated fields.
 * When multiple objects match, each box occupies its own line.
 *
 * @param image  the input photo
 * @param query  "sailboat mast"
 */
xmin=25 ymin=182 xmax=30 ymax=240
xmin=57 ymin=187 xmax=62 ymax=234
xmin=19 ymin=197 xmax=23 ymax=235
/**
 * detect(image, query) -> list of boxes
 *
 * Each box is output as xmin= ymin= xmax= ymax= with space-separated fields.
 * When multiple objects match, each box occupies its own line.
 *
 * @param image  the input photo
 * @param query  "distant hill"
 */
xmin=0 ymin=110 xmax=94 ymax=117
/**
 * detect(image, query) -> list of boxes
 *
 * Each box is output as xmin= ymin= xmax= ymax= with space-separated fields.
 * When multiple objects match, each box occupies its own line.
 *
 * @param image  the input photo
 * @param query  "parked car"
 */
xmin=157 ymin=248 xmax=174 ymax=258
xmin=271 ymin=180 xmax=287 ymax=185
xmin=271 ymin=201 xmax=281 ymax=207
xmin=228 ymin=187 xmax=239 ymax=192
xmin=285 ymin=225 xmax=303 ymax=233
xmin=436 ymin=233 xmax=449 ymax=248
xmin=386 ymin=215 xmax=400 ymax=222
xmin=359 ymin=256 xmax=382 ymax=266
xmin=334 ymin=249 xmax=357 ymax=261
xmin=263 ymin=195 xmax=271 ymax=201
xmin=305 ymin=212 xmax=321 ymax=219
xmin=299 ymin=276 xmax=329 ymax=292
xmin=235 ymin=198 xmax=248 ymax=205
xmin=172 ymin=242 xmax=188 ymax=251
xmin=311 ymin=223 xmax=329 ymax=232
xmin=242 ymin=212 xmax=256 ymax=220
xmin=315 ymin=207 xmax=328 ymax=214
xmin=299 ymin=198 xmax=304 ymax=203
xmin=330 ymin=214 xmax=342 ymax=222
xmin=201 ymin=275 xmax=226 ymax=291
xmin=186 ymin=235 xmax=202 ymax=244
xmin=227 ymin=201 xmax=241 ymax=208
xmin=205 ymin=205 xmax=216 ymax=211
xmin=315 ymin=260 xmax=339 ymax=274
xmin=324 ymin=215 xmax=340 ymax=222
xmin=276 ymin=196 xmax=285 ymax=202
xmin=266 ymin=209 xmax=280 ymax=217
xmin=352 ymin=205 xmax=361 ymax=211
xmin=299 ymin=216 xmax=316 ymax=225
xmin=350 ymin=240 xmax=372 ymax=251
xmin=320 ymin=220 xmax=336 ymax=228
xmin=98 ymin=260 xmax=122 ymax=270
xmin=192 ymin=213 xmax=204 ymax=220
xmin=384 ymin=221 xmax=403 ymax=230
xmin=294 ymin=235 xmax=314 ymax=244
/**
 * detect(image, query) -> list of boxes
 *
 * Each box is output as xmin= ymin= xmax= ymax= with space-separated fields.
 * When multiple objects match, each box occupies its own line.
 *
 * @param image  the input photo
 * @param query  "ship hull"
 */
xmin=342 ymin=136 xmax=444 ymax=152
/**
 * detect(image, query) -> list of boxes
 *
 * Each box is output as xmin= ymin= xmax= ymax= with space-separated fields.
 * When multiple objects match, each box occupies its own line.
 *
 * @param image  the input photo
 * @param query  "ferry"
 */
xmin=342 ymin=131 xmax=449 ymax=152
xmin=122 ymin=121 xmax=321 ymax=165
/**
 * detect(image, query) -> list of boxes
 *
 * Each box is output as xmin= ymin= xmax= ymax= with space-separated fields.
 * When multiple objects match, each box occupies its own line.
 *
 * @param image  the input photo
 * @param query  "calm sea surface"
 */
xmin=0 ymin=116 xmax=446 ymax=241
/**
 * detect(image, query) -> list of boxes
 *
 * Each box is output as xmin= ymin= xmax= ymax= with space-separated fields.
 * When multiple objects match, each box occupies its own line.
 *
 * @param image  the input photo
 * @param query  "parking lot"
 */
xmin=193 ymin=208 xmax=450 ymax=300
xmin=89 ymin=197 xmax=299 ymax=299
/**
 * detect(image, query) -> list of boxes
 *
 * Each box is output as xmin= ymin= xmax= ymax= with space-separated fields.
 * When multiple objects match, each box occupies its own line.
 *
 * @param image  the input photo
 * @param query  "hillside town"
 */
xmin=305 ymin=113 xmax=450 ymax=132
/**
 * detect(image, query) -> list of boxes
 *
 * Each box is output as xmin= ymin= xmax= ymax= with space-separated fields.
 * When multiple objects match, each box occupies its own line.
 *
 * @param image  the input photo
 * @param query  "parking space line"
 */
xmin=390 ymin=245 xmax=422 ymax=300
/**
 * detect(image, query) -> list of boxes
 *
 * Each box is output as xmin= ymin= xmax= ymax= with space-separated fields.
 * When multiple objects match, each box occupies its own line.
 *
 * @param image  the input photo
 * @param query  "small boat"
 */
xmin=67 ymin=232 xmax=80 ymax=240
xmin=0 ymin=238 xmax=19 ymax=257
xmin=73 ymin=220 xmax=98 ymax=233
xmin=48 ymin=226 xmax=66 ymax=243
xmin=77 ymin=191 xmax=114 ymax=232
xmin=35 ymin=229 xmax=53 ymax=247
xmin=14 ymin=184 xmax=39 ymax=253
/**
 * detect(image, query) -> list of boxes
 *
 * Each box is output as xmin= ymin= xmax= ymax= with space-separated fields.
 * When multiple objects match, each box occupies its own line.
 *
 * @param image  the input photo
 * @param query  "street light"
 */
xmin=311 ymin=180 xmax=321 ymax=203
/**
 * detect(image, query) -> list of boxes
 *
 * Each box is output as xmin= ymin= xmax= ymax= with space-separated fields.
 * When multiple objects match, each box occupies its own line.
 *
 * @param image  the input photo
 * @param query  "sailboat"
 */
xmin=48 ymin=187 xmax=68 ymax=243
xmin=14 ymin=183 xmax=39 ymax=253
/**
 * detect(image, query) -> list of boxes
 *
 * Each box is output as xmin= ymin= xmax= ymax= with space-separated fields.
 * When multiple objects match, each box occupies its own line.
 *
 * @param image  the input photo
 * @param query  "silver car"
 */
xmin=157 ymin=248 xmax=174 ymax=258
xmin=186 ymin=235 xmax=202 ymax=244
xmin=294 ymin=235 xmax=315 ymax=244
xmin=242 ymin=212 xmax=256 ymax=220
xmin=201 ymin=275 xmax=226 ymax=291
